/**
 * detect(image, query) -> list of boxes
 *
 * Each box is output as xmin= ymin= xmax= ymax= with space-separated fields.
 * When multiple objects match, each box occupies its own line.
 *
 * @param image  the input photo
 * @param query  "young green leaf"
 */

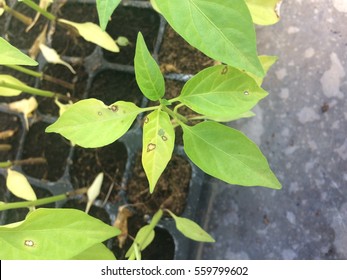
xmin=142 ymin=109 xmax=175 ymax=193
xmin=177 ymin=65 xmax=268 ymax=121
xmin=46 ymin=99 xmax=142 ymax=148
xmin=0 ymin=75 xmax=27 ymax=96
xmin=58 ymin=19 xmax=119 ymax=53
xmin=245 ymin=0 xmax=282 ymax=26
xmin=168 ymin=210 xmax=215 ymax=243
xmin=96 ymin=0 xmax=121 ymax=31
xmin=155 ymin=0 xmax=264 ymax=77
xmin=71 ymin=243 xmax=116 ymax=260
xmin=182 ymin=121 xmax=281 ymax=189
xmin=6 ymin=169 xmax=37 ymax=201
xmin=0 ymin=37 xmax=38 ymax=66
xmin=125 ymin=225 xmax=155 ymax=259
xmin=135 ymin=32 xmax=165 ymax=101
xmin=0 ymin=208 xmax=120 ymax=260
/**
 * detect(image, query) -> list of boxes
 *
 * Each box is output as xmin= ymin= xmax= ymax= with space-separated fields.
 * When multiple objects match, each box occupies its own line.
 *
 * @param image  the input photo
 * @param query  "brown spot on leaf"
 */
xmin=147 ymin=143 xmax=156 ymax=152
xmin=98 ymin=111 xmax=102 ymax=116
xmin=221 ymin=66 xmax=228 ymax=74
xmin=144 ymin=117 xmax=149 ymax=124
xmin=109 ymin=105 xmax=118 ymax=112
xmin=161 ymin=136 xmax=168 ymax=141
xmin=24 ymin=240 xmax=35 ymax=247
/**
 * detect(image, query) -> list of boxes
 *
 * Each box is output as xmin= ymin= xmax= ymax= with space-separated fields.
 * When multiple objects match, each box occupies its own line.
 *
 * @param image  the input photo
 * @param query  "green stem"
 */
xmin=5 ymin=65 xmax=75 ymax=91
xmin=2 ymin=4 xmax=33 ymax=25
xmin=0 ymin=193 xmax=67 ymax=211
xmin=0 ymin=80 xmax=70 ymax=101
xmin=0 ymin=188 xmax=88 ymax=211
xmin=0 ymin=161 xmax=12 ymax=168
xmin=0 ymin=157 xmax=47 ymax=168
xmin=21 ymin=0 xmax=56 ymax=21
xmin=161 ymin=106 xmax=188 ymax=124
xmin=128 ymin=209 xmax=163 ymax=260
xmin=138 ymin=105 xmax=160 ymax=113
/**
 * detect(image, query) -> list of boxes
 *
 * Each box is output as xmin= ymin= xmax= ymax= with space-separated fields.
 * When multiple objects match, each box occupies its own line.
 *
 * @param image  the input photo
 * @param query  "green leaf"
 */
xmin=71 ymin=243 xmax=116 ymax=260
xmin=246 ymin=55 xmax=278 ymax=86
xmin=245 ymin=0 xmax=281 ymax=26
xmin=168 ymin=210 xmax=214 ymax=243
xmin=155 ymin=0 xmax=264 ymax=77
xmin=96 ymin=0 xmax=121 ymax=30
xmin=6 ymin=169 xmax=37 ymax=201
xmin=177 ymin=65 xmax=268 ymax=120
xmin=135 ymin=32 xmax=165 ymax=101
xmin=142 ymin=109 xmax=175 ymax=193
xmin=205 ymin=111 xmax=255 ymax=123
xmin=46 ymin=98 xmax=141 ymax=148
xmin=182 ymin=121 xmax=281 ymax=189
xmin=0 ymin=208 xmax=120 ymax=260
xmin=0 ymin=37 xmax=38 ymax=66
xmin=58 ymin=19 xmax=119 ymax=52
xmin=125 ymin=225 xmax=155 ymax=259
xmin=0 ymin=75 xmax=27 ymax=96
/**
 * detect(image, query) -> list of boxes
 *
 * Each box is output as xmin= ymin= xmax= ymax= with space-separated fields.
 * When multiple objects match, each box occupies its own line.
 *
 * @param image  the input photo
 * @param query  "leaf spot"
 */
xmin=161 ymin=135 xmax=168 ymax=141
xmin=244 ymin=91 xmax=249 ymax=95
xmin=147 ymin=143 xmax=156 ymax=152
xmin=109 ymin=105 xmax=118 ymax=112
xmin=144 ymin=117 xmax=149 ymax=124
xmin=158 ymin=128 xmax=165 ymax=137
xmin=97 ymin=111 xmax=103 ymax=116
xmin=24 ymin=240 xmax=35 ymax=247
xmin=221 ymin=66 xmax=228 ymax=75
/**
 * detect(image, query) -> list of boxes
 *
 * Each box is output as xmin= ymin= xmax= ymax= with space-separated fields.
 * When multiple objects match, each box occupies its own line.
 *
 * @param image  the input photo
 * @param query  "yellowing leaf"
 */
xmin=85 ymin=172 xmax=104 ymax=214
xmin=6 ymin=169 xmax=37 ymax=201
xmin=58 ymin=19 xmax=119 ymax=53
xmin=8 ymin=97 xmax=38 ymax=130
xmin=39 ymin=44 xmax=76 ymax=74
xmin=245 ymin=0 xmax=282 ymax=25
xmin=0 ymin=75 xmax=27 ymax=96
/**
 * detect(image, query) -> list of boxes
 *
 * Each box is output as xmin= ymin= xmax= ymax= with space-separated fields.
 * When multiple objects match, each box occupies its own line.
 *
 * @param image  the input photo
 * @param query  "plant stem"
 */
xmin=21 ymin=0 xmax=56 ymax=21
xmin=0 ymin=188 xmax=88 ymax=211
xmin=0 ymin=80 xmax=70 ymax=101
xmin=0 ymin=144 xmax=11 ymax=152
xmin=0 ymin=157 xmax=47 ymax=168
xmin=138 ymin=105 xmax=160 ymax=113
xmin=2 ymin=3 xmax=33 ymax=25
xmin=0 ymin=194 xmax=67 ymax=211
xmin=5 ymin=65 xmax=75 ymax=91
xmin=161 ymin=106 xmax=188 ymax=124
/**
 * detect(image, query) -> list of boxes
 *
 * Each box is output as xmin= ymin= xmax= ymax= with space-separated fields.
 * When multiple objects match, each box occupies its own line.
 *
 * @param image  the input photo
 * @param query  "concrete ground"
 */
xmin=197 ymin=0 xmax=347 ymax=260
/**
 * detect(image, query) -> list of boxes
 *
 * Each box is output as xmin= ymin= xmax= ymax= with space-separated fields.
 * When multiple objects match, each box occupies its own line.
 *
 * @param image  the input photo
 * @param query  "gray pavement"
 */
xmin=198 ymin=0 xmax=347 ymax=260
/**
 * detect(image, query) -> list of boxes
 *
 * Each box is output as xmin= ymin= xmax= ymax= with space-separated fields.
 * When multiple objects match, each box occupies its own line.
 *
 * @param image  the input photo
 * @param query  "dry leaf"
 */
xmin=39 ymin=43 xmax=76 ymax=74
xmin=29 ymin=24 xmax=47 ymax=59
xmin=26 ymin=0 xmax=53 ymax=32
xmin=113 ymin=206 xmax=133 ymax=248
xmin=160 ymin=63 xmax=180 ymax=73
xmin=8 ymin=97 xmax=38 ymax=130
xmin=85 ymin=172 xmax=104 ymax=214
xmin=0 ymin=129 xmax=16 ymax=140
xmin=58 ymin=19 xmax=119 ymax=53
xmin=6 ymin=169 xmax=37 ymax=201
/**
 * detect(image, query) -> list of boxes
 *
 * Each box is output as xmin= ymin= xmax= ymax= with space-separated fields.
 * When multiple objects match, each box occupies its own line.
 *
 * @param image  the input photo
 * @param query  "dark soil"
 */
xmin=51 ymin=2 xmax=98 ymax=57
xmin=70 ymin=141 xmax=128 ymax=202
xmin=0 ymin=112 xmax=22 ymax=162
xmin=21 ymin=121 xmax=70 ymax=181
xmin=159 ymin=25 xmax=215 ymax=75
xmin=62 ymin=199 xmax=111 ymax=225
xmin=88 ymin=70 xmax=143 ymax=106
xmin=127 ymin=154 xmax=191 ymax=216
xmin=6 ymin=1 xmax=48 ymax=50
xmin=103 ymin=6 xmax=160 ymax=65
xmin=38 ymin=64 xmax=89 ymax=116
